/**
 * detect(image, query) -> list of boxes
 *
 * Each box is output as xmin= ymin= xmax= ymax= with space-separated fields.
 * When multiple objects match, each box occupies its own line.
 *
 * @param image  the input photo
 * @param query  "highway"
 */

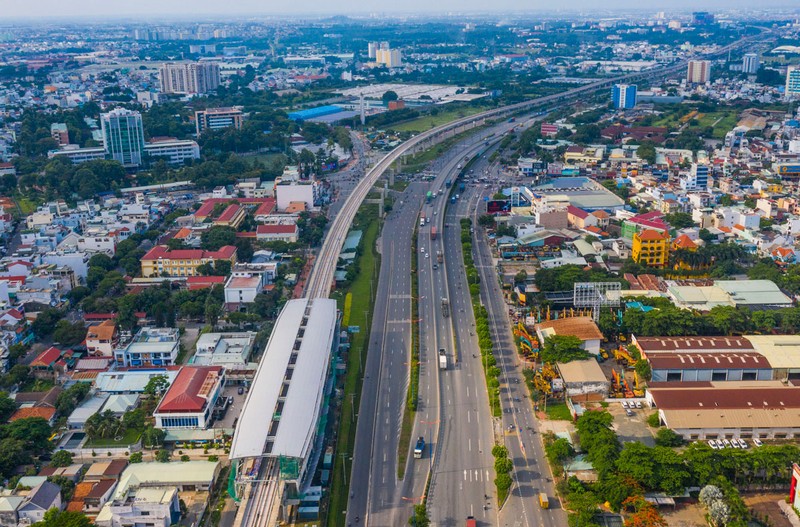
xmin=233 ymin=30 xmax=769 ymax=527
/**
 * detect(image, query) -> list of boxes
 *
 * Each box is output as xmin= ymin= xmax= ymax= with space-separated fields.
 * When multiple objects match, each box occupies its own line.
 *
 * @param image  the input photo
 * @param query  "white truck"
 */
xmin=439 ymin=348 xmax=448 ymax=370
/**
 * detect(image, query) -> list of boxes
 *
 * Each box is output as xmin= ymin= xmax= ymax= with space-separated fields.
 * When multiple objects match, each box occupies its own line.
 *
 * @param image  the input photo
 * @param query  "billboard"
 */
xmin=487 ymin=200 xmax=510 ymax=214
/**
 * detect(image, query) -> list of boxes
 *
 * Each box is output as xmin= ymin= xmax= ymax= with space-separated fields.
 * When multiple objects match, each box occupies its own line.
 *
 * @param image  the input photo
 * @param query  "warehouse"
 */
xmin=647 ymin=352 xmax=772 ymax=382
xmin=535 ymin=317 xmax=604 ymax=355
xmin=556 ymin=360 xmax=610 ymax=400
xmin=647 ymin=381 xmax=800 ymax=441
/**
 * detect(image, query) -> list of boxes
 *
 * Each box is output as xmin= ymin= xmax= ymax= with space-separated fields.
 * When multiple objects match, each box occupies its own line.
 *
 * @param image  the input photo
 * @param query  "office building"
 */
xmin=140 ymin=245 xmax=238 ymax=278
xmin=50 ymin=123 xmax=69 ymax=146
xmin=632 ymin=229 xmax=670 ymax=268
xmin=101 ymin=108 xmax=146 ymax=168
xmin=367 ymin=41 xmax=378 ymax=59
xmin=787 ymin=66 xmax=800 ymax=100
xmin=692 ymin=11 xmax=715 ymax=25
xmin=742 ymin=53 xmax=760 ymax=75
xmin=144 ymin=138 xmax=200 ymax=165
xmin=611 ymin=84 xmax=637 ymax=109
xmin=687 ymin=60 xmax=711 ymax=84
xmin=159 ymin=62 xmax=220 ymax=95
xmin=114 ymin=327 xmax=180 ymax=368
xmin=680 ymin=163 xmax=710 ymax=191
xmin=195 ymin=107 xmax=244 ymax=135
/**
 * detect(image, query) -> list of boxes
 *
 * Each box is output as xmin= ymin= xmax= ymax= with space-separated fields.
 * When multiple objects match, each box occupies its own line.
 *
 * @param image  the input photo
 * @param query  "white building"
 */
xmin=786 ymin=65 xmax=800 ymax=100
xmin=144 ymin=139 xmax=200 ymax=165
xmin=77 ymin=229 xmax=118 ymax=255
xmin=153 ymin=366 xmax=225 ymax=429
xmin=159 ymin=62 xmax=221 ymax=95
xmin=687 ymin=60 xmax=711 ymax=83
xmin=114 ymin=327 xmax=180 ymax=368
xmin=275 ymin=180 xmax=322 ymax=211
xmin=193 ymin=332 xmax=256 ymax=367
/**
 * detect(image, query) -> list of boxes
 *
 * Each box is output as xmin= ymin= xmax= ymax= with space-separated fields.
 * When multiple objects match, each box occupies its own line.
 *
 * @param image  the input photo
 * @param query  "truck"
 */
xmin=430 ymin=226 xmax=437 ymax=240
xmin=466 ymin=517 xmax=477 ymax=527
xmin=414 ymin=437 xmax=425 ymax=458
xmin=445 ymin=179 xmax=452 ymax=188
xmin=426 ymin=191 xmax=433 ymax=203
xmin=439 ymin=349 xmax=448 ymax=370
xmin=539 ymin=493 xmax=549 ymax=509
xmin=441 ymin=298 xmax=450 ymax=318
xmin=459 ymin=182 xmax=466 ymax=192
xmin=437 ymin=251 xmax=443 ymax=263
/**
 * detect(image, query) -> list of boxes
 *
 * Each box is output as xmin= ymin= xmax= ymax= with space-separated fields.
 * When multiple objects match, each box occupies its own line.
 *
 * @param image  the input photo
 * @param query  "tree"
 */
xmin=87 ymin=253 xmax=115 ymax=271
xmin=129 ymin=452 xmax=143 ymax=463
xmin=382 ymin=90 xmax=399 ymax=105
xmin=53 ymin=320 xmax=87 ymax=347
xmin=541 ymin=335 xmax=589 ymax=363
xmin=622 ymin=496 xmax=667 ymax=527
xmin=634 ymin=360 xmax=651 ymax=382
xmin=664 ymin=212 xmax=694 ymax=230
xmin=201 ymin=226 xmax=236 ymax=251
xmin=31 ymin=308 xmax=64 ymax=338
xmin=32 ymin=508 xmax=92 ymax=527
xmin=142 ymin=426 xmax=166 ymax=449
xmin=409 ymin=504 xmax=429 ymax=527
xmin=122 ymin=408 xmax=146 ymax=431
xmin=654 ymin=428 xmax=683 ymax=447
xmin=0 ymin=391 xmax=16 ymax=421
xmin=50 ymin=450 xmax=73 ymax=468
xmin=636 ymin=142 xmax=657 ymax=165
xmin=6 ymin=417 xmax=52 ymax=453
xmin=0 ymin=439 xmax=28 ymax=479
xmin=143 ymin=375 xmax=170 ymax=398
xmin=155 ymin=449 xmax=171 ymax=462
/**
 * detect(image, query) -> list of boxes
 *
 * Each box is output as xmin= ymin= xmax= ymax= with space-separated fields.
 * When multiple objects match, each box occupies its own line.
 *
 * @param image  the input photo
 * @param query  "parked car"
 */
xmin=238 ymin=386 xmax=244 ymax=395
xmin=722 ymin=439 xmax=731 ymax=448
xmin=621 ymin=401 xmax=628 ymax=409
xmin=635 ymin=401 xmax=643 ymax=409
xmin=753 ymin=438 xmax=763 ymax=447
xmin=707 ymin=439 xmax=719 ymax=449
xmin=737 ymin=438 xmax=748 ymax=449
xmin=625 ymin=409 xmax=634 ymax=417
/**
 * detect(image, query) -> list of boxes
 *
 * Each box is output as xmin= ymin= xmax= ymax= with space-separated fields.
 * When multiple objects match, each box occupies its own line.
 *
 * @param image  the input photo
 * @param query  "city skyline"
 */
xmin=3 ymin=0 xmax=800 ymax=18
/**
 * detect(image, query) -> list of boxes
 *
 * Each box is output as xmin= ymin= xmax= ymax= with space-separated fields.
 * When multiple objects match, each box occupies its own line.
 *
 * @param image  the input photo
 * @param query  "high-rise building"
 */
xmin=612 ymin=84 xmax=637 ymax=109
xmin=680 ymin=163 xmax=710 ymax=191
xmin=692 ymin=11 xmax=715 ymax=25
xmin=159 ymin=62 xmax=221 ymax=95
xmin=195 ymin=107 xmax=244 ymax=135
xmin=687 ymin=60 xmax=711 ymax=84
xmin=742 ymin=53 xmax=760 ymax=75
xmin=375 ymin=47 xmax=402 ymax=68
xmin=367 ymin=41 xmax=378 ymax=59
xmin=100 ymin=108 xmax=146 ymax=168
xmin=786 ymin=66 xmax=800 ymax=100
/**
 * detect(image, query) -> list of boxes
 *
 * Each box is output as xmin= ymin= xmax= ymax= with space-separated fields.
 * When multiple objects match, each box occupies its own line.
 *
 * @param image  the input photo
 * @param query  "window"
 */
xmin=741 ymin=371 xmax=757 ymax=381
xmin=711 ymin=371 xmax=727 ymax=382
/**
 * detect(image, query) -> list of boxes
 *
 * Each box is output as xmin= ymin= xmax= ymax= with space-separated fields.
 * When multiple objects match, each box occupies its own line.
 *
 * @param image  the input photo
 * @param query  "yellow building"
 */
xmin=632 ymin=229 xmax=670 ymax=268
xmin=140 ymin=245 xmax=237 ymax=277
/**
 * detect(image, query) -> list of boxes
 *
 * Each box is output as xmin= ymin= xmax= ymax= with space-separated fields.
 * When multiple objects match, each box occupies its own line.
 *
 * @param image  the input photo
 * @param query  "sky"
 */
xmin=2 ymin=0 xmax=799 ymax=19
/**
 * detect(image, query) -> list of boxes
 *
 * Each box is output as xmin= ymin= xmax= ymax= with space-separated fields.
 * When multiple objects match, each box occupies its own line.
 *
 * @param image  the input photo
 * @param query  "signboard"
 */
xmin=779 ymin=164 xmax=800 ymax=175
xmin=348 ymin=326 xmax=360 ymax=334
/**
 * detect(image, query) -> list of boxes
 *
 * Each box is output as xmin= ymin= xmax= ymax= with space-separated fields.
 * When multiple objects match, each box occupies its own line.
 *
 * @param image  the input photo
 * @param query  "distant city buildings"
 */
xmin=612 ymin=84 xmax=637 ymax=109
xmin=101 ymin=108 xmax=146 ymax=168
xmin=368 ymin=42 xmax=402 ymax=68
xmin=687 ymin=60 xmax=711 ymax=84
xmin=159 ymin=62 xmax=220 ymax=95
xmin=692 ymin=11 xmax=715 ymax=26
xmin=195 ymin=107 xmax=244 ymax=135
xmin=786 ymin=66 xmax=800 ymax=100
xmin=742 ymin=53 xmax=760 ymax=75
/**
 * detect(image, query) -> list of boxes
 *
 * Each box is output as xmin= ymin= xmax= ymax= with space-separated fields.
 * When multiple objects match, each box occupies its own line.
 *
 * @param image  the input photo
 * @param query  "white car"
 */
xmin=621 ymin=401 xmax=628 ymax=409
xmin=737 ymin=438 xmax=748 ymax=449
xmin=425 ymin=253 xmax=429 ymax=258
xmin=753 ymin=438 xmax=763 ymax=447
xmin=635 ymin=401 xmax=643 ymax=409
xmin=722 ymin=439 xmax=731 ymax=448
xmin=707 ymin=439 xmax=718 ymax=450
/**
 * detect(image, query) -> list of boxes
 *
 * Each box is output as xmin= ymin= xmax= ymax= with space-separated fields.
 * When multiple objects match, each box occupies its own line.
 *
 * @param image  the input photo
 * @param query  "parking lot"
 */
xmin=608 ymin=400 xmax=656 ymax=447
xmin=212 ymin=384 xmax=250 ymax=430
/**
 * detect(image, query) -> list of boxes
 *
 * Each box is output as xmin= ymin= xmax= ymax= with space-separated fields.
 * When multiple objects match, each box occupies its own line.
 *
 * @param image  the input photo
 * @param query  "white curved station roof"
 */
xmin=230 ymin=298 xmax=337 ymax=461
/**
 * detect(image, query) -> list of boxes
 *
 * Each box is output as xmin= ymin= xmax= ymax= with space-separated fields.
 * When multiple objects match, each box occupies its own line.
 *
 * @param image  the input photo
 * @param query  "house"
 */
xmin=0 ymin=496 xmax=25 ymax=527
xmin=223 ymin=274 xmax=264 ymax=305
xmin=566 ymin=206 xmax=598 ymax=230
xmin=256 ymin=224 xmax=299 ymax=243
xmin=95 ymin=461 xmax=220 ymax=527
xmin=534 ymin=317 xmax=604 ymax=355
xmin=140 ymin=245 xmax=237 ymax=278
xmin=86 ymin=320 xmax=118 ymax=357
xmin=9 ymin=406 xmax=57 ymax=426
xmin=83 ymin=459 xmax=129 ymax=482
xmin=68 ymin=479 xmax=117 ymax=515
xmin=114 ymin=327 xmax=180 ymax=368
xmin=29 ymin=346 xmax=64 ymax=378
xmin=556 ymin=360 xmax=611 ymax=401
xmin=154 ymin=366 xmax=225 ymax=429
xmin=771 ymin=246 xmax=797 ymax=265
xmin=632 ymin=229 xmax=670 ymax=268
xmin=17 ymin=481 xmax=62 ymax=525
xmin=192 ymin=332 xmax=256 ymax=367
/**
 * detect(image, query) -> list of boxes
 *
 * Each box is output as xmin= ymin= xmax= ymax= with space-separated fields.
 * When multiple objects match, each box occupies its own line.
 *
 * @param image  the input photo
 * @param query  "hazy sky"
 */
xmin=2 ymin=0 xmax=798 ymax=19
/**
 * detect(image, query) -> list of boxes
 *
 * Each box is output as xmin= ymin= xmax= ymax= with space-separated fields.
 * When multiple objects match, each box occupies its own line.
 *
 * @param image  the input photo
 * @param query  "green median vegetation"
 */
xmin=492 ymin=444 xmax=514 ymax=506
xmin=460 ymin=218 xmax=502 ymax=417
xmin=327 ymin=205 xmax=381 ymax=527
xmin=398 ymin=224 xmax=421 ymax=478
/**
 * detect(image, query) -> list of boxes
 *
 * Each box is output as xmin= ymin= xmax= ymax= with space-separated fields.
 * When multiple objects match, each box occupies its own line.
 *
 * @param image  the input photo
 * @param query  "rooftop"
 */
xmin=142 ymin=245 xmax=237 ymax=261
xmin=634 ymin=336 xmax=754 ymax=354
xmin=557 ymin=359 xmax=608 ymax=384
xmin=155 ymin=366 xmax=224 ymax=413
xmin=647 ymin=352 xmax=770 ymax=370
xmin=535 ymin=317 xmax=604 ymax=342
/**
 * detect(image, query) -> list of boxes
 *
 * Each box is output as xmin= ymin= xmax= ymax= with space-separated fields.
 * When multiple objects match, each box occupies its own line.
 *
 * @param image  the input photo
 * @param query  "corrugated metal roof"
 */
xmin=230 ymin=298 xmax=337 ymax=461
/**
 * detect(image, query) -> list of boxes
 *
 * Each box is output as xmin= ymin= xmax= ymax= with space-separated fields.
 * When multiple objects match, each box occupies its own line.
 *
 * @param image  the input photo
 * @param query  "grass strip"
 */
xmin=398 ymin=223 xmax=420 ymax=478
xmin=326 ymin=206 xmax=381 ymax=527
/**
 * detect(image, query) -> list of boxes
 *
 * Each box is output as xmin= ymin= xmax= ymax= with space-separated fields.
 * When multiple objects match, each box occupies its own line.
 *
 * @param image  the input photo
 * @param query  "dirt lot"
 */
xmin=744 ymin=492 xmax=794 ymax=527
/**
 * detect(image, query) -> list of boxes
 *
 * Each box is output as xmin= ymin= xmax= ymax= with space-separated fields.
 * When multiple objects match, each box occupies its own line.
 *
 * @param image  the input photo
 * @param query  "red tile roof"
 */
xmin=648 ymin=352 xmax=770 ymax=370
xmin=566 ymin=205 xmax=589 ymax=220
xmin=257 ymin=224 xmax=298 ymax=234
xmin=31 ymin=346 xmax=62 ymax=368
xmin=672 ymin=234 xmax=697 ymax=249
xmin=10 ymin=407 xmax=56 ymax=422
xmin=216 ymin=204 xmax=241 ymax=222
xmin=142 ymin=245 xmax=237 ymax=261
xmin=156 ymin=366 xmax=224 ymax=413
xmin=637 ymin=229 xmax=669 ymax=241
xmin=186 ymin=276 xmax=226 ymax=290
